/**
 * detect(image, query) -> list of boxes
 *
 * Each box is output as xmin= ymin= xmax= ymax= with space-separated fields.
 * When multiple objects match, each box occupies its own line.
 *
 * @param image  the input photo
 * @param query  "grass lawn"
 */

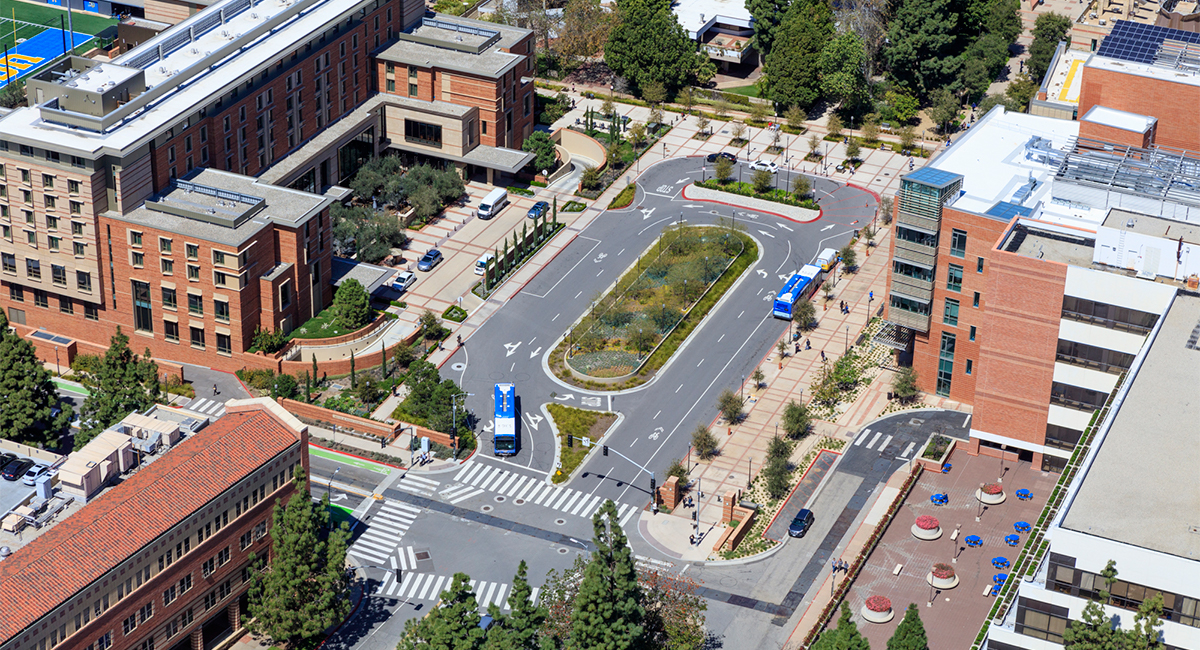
xmin=548 ymin=404 xmax=616 ymax=484
xmin=0 ymin=0 xmax=116 ymax=51
xmin=289 ymin=307 xmax=376 ymax=340
xmin=722 ymin=85 xmax=761 ymax=98
xmin=327 ymin=504 xmax=357 ymax=529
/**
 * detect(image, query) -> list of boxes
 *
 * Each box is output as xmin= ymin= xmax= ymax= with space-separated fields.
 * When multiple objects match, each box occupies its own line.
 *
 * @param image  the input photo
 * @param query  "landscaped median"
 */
xmin=685 ymin=182 xmax=820 ymax=222
xmin=546 ymin=404 xmax=617 ymax=484
xmin=548 ymin=221 xmax=756 ymax=391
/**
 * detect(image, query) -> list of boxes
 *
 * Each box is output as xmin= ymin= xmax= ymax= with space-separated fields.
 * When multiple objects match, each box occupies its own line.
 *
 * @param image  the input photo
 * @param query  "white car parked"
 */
xmin=392 ymin=271 xmax=416 ymax=292
xmin=748 ymin=159 xmax=779 ymax=173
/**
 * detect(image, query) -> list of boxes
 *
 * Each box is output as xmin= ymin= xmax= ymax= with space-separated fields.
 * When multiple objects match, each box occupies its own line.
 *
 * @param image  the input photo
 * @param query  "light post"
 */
xmin=54 ymin=345 xmax=60 ymax=374
xmin=747 ymin=457 xmax=752 ymax=489
xmin=328 ymin=467 xmax=339 ymax=499
xmin=741 ymin=373 xmax=745 ymax=402
xmin=845 ymin=325 xmax=850 ymax=353
xmin=663 ymin=143 xmax=667 ymax=158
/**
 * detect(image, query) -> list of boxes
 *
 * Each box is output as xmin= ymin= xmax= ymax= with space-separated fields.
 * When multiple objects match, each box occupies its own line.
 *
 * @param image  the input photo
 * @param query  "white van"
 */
xmin=817 ymin=247 xmax=841 ymax=272
xmin=478 ymin=188 xmax=509 ymax=220
xmin=474 ymin=252 xmax=495 ymax=276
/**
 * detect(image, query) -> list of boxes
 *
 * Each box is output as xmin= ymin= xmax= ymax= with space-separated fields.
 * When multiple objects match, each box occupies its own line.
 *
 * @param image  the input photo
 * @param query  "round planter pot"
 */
xmin=926 ymin=572 xmax=960 ymax=590
xmin=911 ymin=523 xmax=943 ymax=540
xmin=976 ymin=489 xmax=1007 ymax=505
xmin=861 ymin=605 xmax=895 ymax=624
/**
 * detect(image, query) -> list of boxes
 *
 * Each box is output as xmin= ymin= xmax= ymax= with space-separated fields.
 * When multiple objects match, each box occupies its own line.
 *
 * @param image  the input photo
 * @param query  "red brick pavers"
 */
xmin=838 ymin=451 xmax=1057 ymax=649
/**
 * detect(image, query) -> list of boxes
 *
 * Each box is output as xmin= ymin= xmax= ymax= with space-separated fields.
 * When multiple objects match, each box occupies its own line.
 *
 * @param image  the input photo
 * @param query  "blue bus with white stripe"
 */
xmin=772 ymin=264 xmax=823 ymax=319
xmin=493 ymin=382 xmax=517 ymax=456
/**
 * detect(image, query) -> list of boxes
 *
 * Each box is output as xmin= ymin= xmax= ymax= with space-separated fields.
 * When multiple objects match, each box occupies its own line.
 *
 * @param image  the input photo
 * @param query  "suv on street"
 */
xmin=417 ymin=249 xmax=443 ymax=271
xmin=787 ymin=509 xmax=815 ymax=538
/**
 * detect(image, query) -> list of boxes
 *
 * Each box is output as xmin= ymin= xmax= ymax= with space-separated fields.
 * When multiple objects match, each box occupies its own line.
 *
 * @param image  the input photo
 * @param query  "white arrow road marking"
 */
xmin=554 ymin=394 xmax=575 ymax=401
xmin=758 ymin=230 xmax=776 ymax=238
xmin=504 ymin=342 xmax=522 ymax=357
xmin=682 ymin=204 xmax=702 ymax=208
xmin=779 ymin=273 xmax=791 ymax=281
xmin=778 ymin=223 xmax=794 ymax=231
xmin=756 ymin=269 xmax=768 ymax=278
xmin=641 ymin=207 xmax=657 ymax=220
xmin=525 ymin=413 xmax=543 ymax=431
xmin=484 ymin=420 xmax=495 ymax=433
xmin=529 ymin=347 xmax=543 ymax=359
xmin=676 ymin=178 xmax=690 ymax=184
xmin=821 ymin=224 xmax=835 ymax=231
xmin=330 ymin=493 xmax=347 ymax=502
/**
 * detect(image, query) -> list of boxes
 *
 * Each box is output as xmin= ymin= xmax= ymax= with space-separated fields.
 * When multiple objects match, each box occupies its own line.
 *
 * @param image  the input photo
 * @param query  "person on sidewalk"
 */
xmin=805 ymin=339 xmax=812 ymax=350
xmin=213 ymin=384 xmax=219 ymax=396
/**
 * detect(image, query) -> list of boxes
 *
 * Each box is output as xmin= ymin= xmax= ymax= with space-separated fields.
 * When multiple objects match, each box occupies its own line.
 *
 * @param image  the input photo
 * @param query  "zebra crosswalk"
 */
xmin=377 ymin=572 xmax=540 ymax=611
xmin=349 ymin=501 xmax=421 ymax=565
xmin=394 ymin=473 xmax=440 ymax=497
xmin=184 ymin=397 xmax=226 ymax=419
xmin=445 ymin=460 xmax=639 ymax=527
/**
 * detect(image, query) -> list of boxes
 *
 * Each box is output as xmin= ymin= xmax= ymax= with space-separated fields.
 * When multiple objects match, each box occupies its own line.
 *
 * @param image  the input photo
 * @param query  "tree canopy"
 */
xmin=522 ymin=131 xmax=559 ymax=174
xmin=331 ymin=202 xmax=408 ymax=264
xmin=888 ymin=604 xmax=929 ymax=650
xmin=0 ymin=311 xmax=72 ymax=445
xmin=75 ymin=329 xmax=160 ymax=450
xmin=333 ymin=278 xmax=372 ymax=331
xmin=747 ymin=0 xmax=791 ymax=57
xmin=884 ymin=0 xmax=962 ymax=98
xmin=820 ymin=32 xmax=869 ymax=111
xmin=762 ymin=0 xmax=834 ymax=110
xmin=605 ymin=0 xmax=714 ymax=95
xmin=1027 ymin=12 xmax=1072 ymax=82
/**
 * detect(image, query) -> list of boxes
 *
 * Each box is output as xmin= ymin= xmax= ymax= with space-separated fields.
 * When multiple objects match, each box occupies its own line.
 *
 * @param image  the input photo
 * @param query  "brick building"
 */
xmin=0 ymin=398 xmax=310 ymax=650
xmin=0 ymin=0 xmax=534 ymax=371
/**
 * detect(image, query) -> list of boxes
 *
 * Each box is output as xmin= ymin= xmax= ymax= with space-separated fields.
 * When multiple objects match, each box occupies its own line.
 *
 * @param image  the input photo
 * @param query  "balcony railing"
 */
xmin=895 ymin=239 xmax=937 ymax=268
xmin=890 ymin=274 xmax=934 ymax=302
xmin=897 ymin=210 xmax=940 ymax=233
xmin=887 ymin=306 xmax=931 ymax=333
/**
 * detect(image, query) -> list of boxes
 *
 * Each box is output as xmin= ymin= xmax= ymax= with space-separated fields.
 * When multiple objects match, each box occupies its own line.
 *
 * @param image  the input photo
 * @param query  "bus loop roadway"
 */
xmin=442 ymin=156 xmax=875 ymax=517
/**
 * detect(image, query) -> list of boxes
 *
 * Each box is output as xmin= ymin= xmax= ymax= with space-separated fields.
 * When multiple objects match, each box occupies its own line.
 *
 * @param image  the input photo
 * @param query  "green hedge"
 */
xmin=608 ymin=184 xmax=636 ymax=209
xmin=442 ymin=304 xmax=468 ymax=323
xmin=694 ymin=179 xmax=819 ymax=210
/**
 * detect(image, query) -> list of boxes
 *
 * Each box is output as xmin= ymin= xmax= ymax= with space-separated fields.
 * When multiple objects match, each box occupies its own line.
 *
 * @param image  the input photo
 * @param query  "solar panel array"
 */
xmin=1097 ymin=20 xmax=1200 ymax=65
xmin=904 ymin=166 xmax=962 ymax=189
xmin=985 ymin=201 xmax=1034 ymax=220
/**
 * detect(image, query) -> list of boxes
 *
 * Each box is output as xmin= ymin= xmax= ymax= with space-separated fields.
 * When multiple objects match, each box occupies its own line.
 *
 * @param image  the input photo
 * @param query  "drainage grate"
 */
xmin=415 ymin=551 xmax=431 ymax=561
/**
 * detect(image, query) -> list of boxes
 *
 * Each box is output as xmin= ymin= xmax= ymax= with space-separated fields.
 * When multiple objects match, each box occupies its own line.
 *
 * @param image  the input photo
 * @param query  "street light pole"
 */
xmin=845 ymin=325 xmax=850 ymax=353
xmin=328 ymin=467 xmax=339 ymax=499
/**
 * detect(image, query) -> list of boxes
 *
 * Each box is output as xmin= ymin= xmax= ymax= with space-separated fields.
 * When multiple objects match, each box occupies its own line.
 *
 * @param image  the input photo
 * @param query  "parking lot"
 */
xmin=0 ymin=453 xmax=40 ymax=517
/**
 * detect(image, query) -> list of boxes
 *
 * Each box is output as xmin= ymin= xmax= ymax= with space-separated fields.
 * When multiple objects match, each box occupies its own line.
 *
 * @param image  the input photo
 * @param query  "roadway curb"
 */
xmin=763 ymin=448 xmax=842 ymax=538
xmin=309 ymin=442 xmax=406 ymax=470
xmin=680 ymin=184 xmax=823 ymax=224
xmin=540 ymin=404 xmax=625 ymax=485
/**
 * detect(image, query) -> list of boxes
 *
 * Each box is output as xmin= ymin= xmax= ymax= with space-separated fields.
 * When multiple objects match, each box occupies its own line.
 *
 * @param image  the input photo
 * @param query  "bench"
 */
xmin=893 ymin=564 xmax=903 ymax=576
xmin=951 ymin=528 xmax=959 ymax=541
xmin=984 ymin=584 xmax=995 ymax=597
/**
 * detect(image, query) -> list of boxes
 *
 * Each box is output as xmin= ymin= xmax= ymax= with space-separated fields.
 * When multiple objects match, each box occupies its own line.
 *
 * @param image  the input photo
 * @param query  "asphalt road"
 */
xmin=443 ymin=157 xmax=874 ymax=515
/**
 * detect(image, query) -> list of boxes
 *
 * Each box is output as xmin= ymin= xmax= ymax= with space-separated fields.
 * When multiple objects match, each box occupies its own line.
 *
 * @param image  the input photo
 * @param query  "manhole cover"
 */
xmin=481 ymin=505 xmax=494 ymax=513
xmin=494 ymin=495 xmax=506 ymax=503
xmin=557 ymin=547 xmax=569 ymax=554
xmin=514 ymin=499 xmax=526 ymax=505
xmin=555 ymin=518 xmax=566 ymax=526
xmin=451 ymin=363 xmax=466 ymax=371
xmin=415 ymin=551 xmax=431 ymax=561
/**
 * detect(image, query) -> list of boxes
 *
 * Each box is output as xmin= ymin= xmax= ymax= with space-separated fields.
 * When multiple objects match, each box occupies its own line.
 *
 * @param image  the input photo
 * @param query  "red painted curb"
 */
xmin=762 ymin=448 xmax=842 ymax=536
xmin=309 ymin=441 xmax=407 ymax=470
xmin=680 ymin=184 xmax=823 ymax=224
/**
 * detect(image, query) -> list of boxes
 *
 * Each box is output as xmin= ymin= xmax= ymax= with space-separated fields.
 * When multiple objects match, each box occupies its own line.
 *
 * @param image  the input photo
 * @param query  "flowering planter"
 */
xmin=976 ymin=484 xmax=1007 ymax=505
xmin=911 ymin=520 xmax=943 ymax=541
xmin=927 ymin=564 xmax=959 ymax=590
xmin=861 ymin=596 xmax=894 ymax=623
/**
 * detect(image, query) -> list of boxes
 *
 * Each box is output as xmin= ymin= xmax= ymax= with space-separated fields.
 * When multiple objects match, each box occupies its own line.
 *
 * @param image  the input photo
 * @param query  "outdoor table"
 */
xmin=941 ymin=463 xmax=952 ymax=474
xmin=1015 ymin=521 xmax=1031 ymax=533
xmin=930 ymin=493 xmax=948 ymax=505
xmin=992 ymin=557 xmax=1009 ymax=569
xmin=994 ymin=573 xmax=1008 ymax=584
xmin=1005 ymin=534 xmax=1020 ymax=546
xmin=1016 ymin=489 xmax=1032 ymax=500
xmin=965 ymin=535 xmax=982 ymax=547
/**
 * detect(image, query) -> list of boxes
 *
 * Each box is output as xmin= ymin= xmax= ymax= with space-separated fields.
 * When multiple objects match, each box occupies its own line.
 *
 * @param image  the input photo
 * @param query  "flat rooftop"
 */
xmin=1062 ymin=291 xmax=1200 ymax=560
xmin=1080 ymin=105 xmax=1156 ymax=133
xmin=671 ymin=0 xmax=753 ymax=39
xmin=111 ymin=168 xmax=335 ymax=246
xmin=1103 ymin=207 xmax=1200 ymax=243
xmin=378 ymin=15 xmax=529 ymax=78
xmin=1044 ymin=47 xmax=1091 ymax=104
xmin=1087 ymin=19 xmax=1200 ymax=86
xmin=1001 ymin=220 xmax=1098 ymax=267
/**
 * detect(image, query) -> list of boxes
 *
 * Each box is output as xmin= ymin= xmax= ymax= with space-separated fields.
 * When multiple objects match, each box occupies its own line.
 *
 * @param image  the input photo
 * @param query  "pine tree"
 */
xmin=312 ymin=354 xmax=319 ymax=388
xmin=811 ymin=603 xmax=870 ymax=650
xmin=397 ymin=573 xmax=484 ymax=650
xmin=0 ymin=311 xmax=72 ymax=445
xmin=572 ymin=500 xmax=644 ymax=650
xmin=247 ymin=470 xmax=351 ymax=647
xmin=76 ymin=327 xmax=159 ymax=449
xmin=484 ymin=561 xmax=547 ymax=650
xmin=350 ymin=349 xmax=357 ymax=389
xmin=887 ymin=603 xmax=929 ymax=650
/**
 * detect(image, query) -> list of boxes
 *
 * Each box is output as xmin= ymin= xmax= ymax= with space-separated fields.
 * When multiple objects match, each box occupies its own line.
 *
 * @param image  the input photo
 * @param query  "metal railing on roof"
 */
xmin=173 ymin=179 xmax=263 ymax=205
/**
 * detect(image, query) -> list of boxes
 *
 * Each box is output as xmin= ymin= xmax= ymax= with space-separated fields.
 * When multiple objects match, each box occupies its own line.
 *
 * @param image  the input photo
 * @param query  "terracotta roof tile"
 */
xmin=0 ymin=408 xmax=301 ymax=642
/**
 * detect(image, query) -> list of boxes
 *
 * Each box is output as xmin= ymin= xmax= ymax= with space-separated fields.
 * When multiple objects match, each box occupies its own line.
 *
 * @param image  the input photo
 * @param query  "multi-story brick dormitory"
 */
xmin=0 ymin=0 xmax=535 ymax=372
xmin=0 ymin=398 xmax=311 ymax=650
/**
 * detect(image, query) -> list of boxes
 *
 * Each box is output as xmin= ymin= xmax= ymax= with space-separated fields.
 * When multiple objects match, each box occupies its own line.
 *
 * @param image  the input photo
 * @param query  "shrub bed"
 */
xmin=442 ymin=305 xmax=468 ymax=323
xmin=694 ymin=179 xmax=819 ymax=210
xmin=547 ymin=404 xmax=617 ymax=484
xmin=608 ymin=184 xmax=636 ymax=209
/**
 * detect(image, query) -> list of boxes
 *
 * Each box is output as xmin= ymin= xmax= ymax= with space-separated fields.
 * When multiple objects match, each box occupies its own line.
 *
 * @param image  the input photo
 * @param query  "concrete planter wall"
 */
xmin=976 ymin=488 xmax=1007 ymax=505
xmin=926 ymin=572 xmax=960 ymax=589
xmin=911 ymin=523 xmax=943 ymax=540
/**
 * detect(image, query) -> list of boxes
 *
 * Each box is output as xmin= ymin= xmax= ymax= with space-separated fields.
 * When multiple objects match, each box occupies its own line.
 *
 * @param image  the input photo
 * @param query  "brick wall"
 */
xmin=1079 ymin=66 xmax=1200 ymax=150
xmin=1078 ymin=119 xmax=1153 ymax=148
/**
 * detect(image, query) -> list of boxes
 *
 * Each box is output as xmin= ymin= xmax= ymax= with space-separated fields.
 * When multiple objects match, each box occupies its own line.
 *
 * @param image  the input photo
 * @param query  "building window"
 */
xmin=950 ymin=229 xmax=967 ymax=257
xmin=215 ymin=300 xmax=230 ymax=322
xmin=160 ymin=237 xmax=172 ymax=253
xmin=132 ymin=281 xmax=153 ymax=333
xmin=0 ymin=252 xmax=12 ymax=274
xmin=188 ymin=293 xmax=203 ymax=316
xmin=44 ymin=195 xmax=55 ymax=210
xmin=42 ymin=173 xmax=53 ymax=189
xmin=52 ymin=264 xmax=66 ymax=286
xmin=965 ymin=359 xmax=973 ymax=375
xmin=74 ymin=242 xmax=86 ymax=257
xmin=1050 ymin=382 xmax=1109 ymax=411
xmin=96 ymin=632 xmax=112 ymax=650
xmin=26 ymin=230 xmax=36 ymax=246
xmin=403 ymin=119 xmax=442 ymax=147
xmin=976 ymin=256 xmax=984 ymax=273
xmin=132 ymin=251 xmax=144 ymax=268
xmin=937 ymin=332 xmax=955 ymax=397
xmin=214 ymin=271 xmax=228 ymax=287
xmin=34 ymin=290 xmax=47 ymax=308
xmin=969 ymin=325 xmax=976 ymax=342
xmin=1 ymin=225 xmax=8 ymax=241
xmin=942 ymin=298 xmax=959 ymax=326
xmin=26 ymin=258 xmax=40 ymax=279
xmin=162 ymin=318 xmax=180 ymax=342
xmin=162 ymin=287 xmax=177 ymax=309
xmin=162 ymin=259 xmax=174 ymax=274
xmin=279 ymin=281 xmax=292 ymax=309
xmin=46 ymin=216 xmax=58 ymax=230
xmin=85 ymin=303 xmax=97 ymax=320
xmin=190 ymin=327 xmax=205 ymax=349
xmin=60 ymin=297 xmax=73 ymax=314
xmin=10 ymin=284 xmax=22 ymax=301
xmin=187 ymin=264 xmax=200 ymax=281
xmin=946 ymin=264 xmax=963 ymax=292
xmin=386 ymin=79 xmax=395 ymax=92
xmin=67 ymin=179 xmax=80 ymax=194
xmin=1017 ymin=604 xmax=1068 ymax=644
xmin=1061 ymin=296 xmax=1159 ymax=334
xmin=130 ymin=231 xmax=143 ymax=247
xmin=186 ymin=244 xmax=199 ymax=260
xmin=72 ymin=221 xmax=84 ymax=235
xmin=973 ymin=291 xmax=980 ymax=308
xmin=48 ymin=236 xmax=60 ymax=251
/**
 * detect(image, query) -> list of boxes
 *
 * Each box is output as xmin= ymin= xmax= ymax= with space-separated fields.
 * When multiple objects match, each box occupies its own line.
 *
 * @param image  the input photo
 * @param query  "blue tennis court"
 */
xmin=0 ymin=27 xmax=94 ymax=87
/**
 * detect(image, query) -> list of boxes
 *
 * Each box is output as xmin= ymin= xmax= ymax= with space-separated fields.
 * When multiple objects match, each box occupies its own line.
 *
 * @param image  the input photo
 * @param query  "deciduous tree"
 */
xmin=717 ymin=388 xmax=744 ymax=423
xmin=605 ymin=0 xmax=714 ymax=95
xmin=76 ymin=329 xmax=159 ymax=449
xmin=1027 ymin=12 xmax=1072 ymax=82
xmin=781 ymin=399 xmax=811 ymax=438
xmin=762 ymin=0 xmax=833 ymax=111
xmin=557 ymin=0 xmax=613 ymax=68
xmin=692 ymin=424 xmax=720 ymax=459
xmin=0 ymin=312 xmax=72 ymax=445
xmin=820 ymin=32 xmax=869 ymax=111
xmin=892 ymin=365 xmax=920 ymax=402
xmin=522 ymin=130 xmax=559 ymax=172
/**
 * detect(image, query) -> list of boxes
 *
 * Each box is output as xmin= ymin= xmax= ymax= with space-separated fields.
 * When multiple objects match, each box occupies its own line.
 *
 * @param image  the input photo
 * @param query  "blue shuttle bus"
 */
xmin=493 ymin=382 xmax=517 ymax=456
xmin=773 ymin=273 xmax=812 ymax=319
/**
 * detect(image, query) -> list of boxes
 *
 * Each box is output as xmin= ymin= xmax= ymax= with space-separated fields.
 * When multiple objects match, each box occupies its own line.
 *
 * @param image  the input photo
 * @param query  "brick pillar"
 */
xmin=190 ymin=627 xmax=203 ymax=650
xmin=227 ymin=601 xmax=240 ymax=631
xmin=722 ymin=489 xmax=740 ymax=522
xmin=659 ymin=476 xmax=680 ymax=509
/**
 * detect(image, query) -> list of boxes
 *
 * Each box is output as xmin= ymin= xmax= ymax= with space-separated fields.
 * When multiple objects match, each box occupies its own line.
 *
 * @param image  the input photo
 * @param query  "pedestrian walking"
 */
xmin=821 ymin=350 xmax=827 ymax=362
xmin=213 ymin=384 xmax=219 ymax=395
xmin=805 ymin=339 xmax=811 ymax=350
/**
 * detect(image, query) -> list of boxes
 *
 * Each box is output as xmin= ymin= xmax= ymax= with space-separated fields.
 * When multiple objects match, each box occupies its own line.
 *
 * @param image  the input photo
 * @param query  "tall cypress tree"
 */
xmin=247 ymin=470 xmax=351 ymax=647
xmin=484 ymin=561 xmax=548 ymax=650
xmin=0 ymin=311 xmax=73 ymax=445
xmin=397 ymin=573 xmax=484 ymax=650
xmin=571 ymin=500 xmax=644 ymax=650
xmin=76 ymin=327 xmax=159 ymax=449
xmin=887 ymin=603 xmax=929 ymax=650
xmin=811 ymin=602 xmax=870 ymax=650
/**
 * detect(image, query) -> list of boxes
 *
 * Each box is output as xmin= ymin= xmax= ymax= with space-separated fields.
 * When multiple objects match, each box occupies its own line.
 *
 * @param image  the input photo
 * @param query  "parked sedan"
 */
xmin=416 ymin=249 xmax=443 ymax=271
xmin=705 ymin=152 xmax=737 ymax=164
xmin=787 ymin=508 xmax=815 ymax=538
xmin=2 ymin=458 xmax=35 ymax=481
xmin=0 ymin=452 xmax=15 ymax=469
xmin=392 ymin=271 xmax=416 ymax=293
xmin=748 ymin=159 xmax=779 ymax=173
xmin=526 ymin=201 xmax=550 ymax=219
xmin=22 ymin=464 xmax=49 ymax=486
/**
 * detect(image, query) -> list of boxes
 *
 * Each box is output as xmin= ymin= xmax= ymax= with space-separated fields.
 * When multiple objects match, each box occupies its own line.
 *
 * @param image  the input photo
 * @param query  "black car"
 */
xmin=0 ymin=452 xmax=16 ymax=470
xmin=705 ymin=152 xmax=737 ymax=164
xmin=2 ymin=458 xmax=35 ymax=481
xmin=787 ymin=509 xmax=815 ymax=538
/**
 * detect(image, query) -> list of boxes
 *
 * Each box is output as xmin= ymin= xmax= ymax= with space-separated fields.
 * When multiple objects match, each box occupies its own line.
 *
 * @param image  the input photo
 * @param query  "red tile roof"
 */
xmin=0 ymin=408 xmax=302 ymax=642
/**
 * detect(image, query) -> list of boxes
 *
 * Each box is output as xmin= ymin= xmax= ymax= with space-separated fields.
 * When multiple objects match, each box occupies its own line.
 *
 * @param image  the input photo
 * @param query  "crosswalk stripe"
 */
xmin=497 ymin=473 xmax=520 ymax=495
xmin=354 ymin=537 xmax=396 ymax=553
xmin=394 ymin=482 xmax=435 ymax=497
xmin=189 ymin=398 xmax=210 ymax=412
xmin=530 ymin=587 xmax=540 ymax=606
xmin=865 ymin=431 xmax=883 ymax=449
xmin=900 ymin=442 xmax=916 ymax=458
xmin=516 ymin=479 xmax=539 ymax=501
xmin=390 ymin=554 xmax=398 ymax=570
xmin=441 ymin=484 xmax=474 ymax=499
xmin=492 ymin=583 xmax=509 ymax=609
xmin=482 ymin=582 xmax=497 ymax=609
xmin=454 ymin=462 xmax=474 ymax=482
xmin=449 ymin=488 xmax=484 ymax=505
xmin=398 ymin=549 xmax=408 ymax=571
xmin=417 ymin=575 xmax=436 ymax=600
xmin=548 ymin=488 xmax=570 ymax=508
xmin=480 ymin=470 xmax=507 ymax=492
xmin=854 ymin=428 xmax=871 ymax=446
xmin=558 ymin=491 xmax=583 ymax=512
xmin=619 ymin=504 xmax=638 ymax=528
xmin=406 ymin=574 xmax=426 ymax=599
xmin=533 ymin=485 xmax=555 ymax=505
xmin=370 ymin=521 xmax=409 ymax=536
xmin=578 ymin=495 xmax=603 ymax=517
xmin=470 ymin=579 xmax=479 ymax=592
xmin=350 ymin=547 xmax=388 ymax=564
xmin=461 ymin=462 xmax=484 ymax=484
xmin=571 ymin=494 xmax=596 ymax=516
xmin=428 ymin=575 xmax=447 ymax=601
xmin=398 ymin=572 xmax=416 ymax=597
xmin=403 ymin=474 xmax=440 ymax=488
xmin=879 ymin=435 xmax=893 ymax=453
xmin=207 ymin=401 xmax=224 ymax=414
xmin=472 ymin=466 xmax=498 ymax=488
xmin=504 ymin=475 xmax=527 ymax=497
xmin=384 ymin=502 xmax=423 ymax=516
xmin=407 ymin=546 xmax=417 ymax=569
